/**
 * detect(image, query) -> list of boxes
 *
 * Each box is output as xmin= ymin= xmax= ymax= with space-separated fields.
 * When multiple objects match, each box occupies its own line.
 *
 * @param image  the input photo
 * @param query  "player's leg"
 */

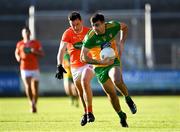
xmin=81 ymin=65 xmax=95 ymax=122
xmin=64 ymin=78 xmax=79 ymax=107
xmin=30 ymin=70 xmax=40 ymax=113
xmin=70 ymin=82 xmax=79 ymax=107
xmin=63 ymin=65 xmax=79 ymax=107
xmin=22 ymin=77 xmax=33 ymax=103
xmin=109 ymin=66 xmax=137 ymax=114
xmin=64 ymin=78 xmax=73 ymax=103
xmin=100 ymin=79 xmax=128 ymax=127
xmin=21 ymin=70 xmax=34 ymax=112
xmin=31 ymin=79 xmax=39 ymax=113
xmin=108 ymin=66 xmax=128 ymax=95
xmin=73 ymin=77 xmax=88 ymax=126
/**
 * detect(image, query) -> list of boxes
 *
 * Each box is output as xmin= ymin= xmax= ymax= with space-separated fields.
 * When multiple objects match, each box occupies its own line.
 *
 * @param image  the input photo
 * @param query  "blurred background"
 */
xmin=0 ymin=0 xmax=180 ymax=97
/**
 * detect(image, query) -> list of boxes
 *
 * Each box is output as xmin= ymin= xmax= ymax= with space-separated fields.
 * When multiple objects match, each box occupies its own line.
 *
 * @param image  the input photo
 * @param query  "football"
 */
xmin=100 ymin=47 xmax=115 ymax=60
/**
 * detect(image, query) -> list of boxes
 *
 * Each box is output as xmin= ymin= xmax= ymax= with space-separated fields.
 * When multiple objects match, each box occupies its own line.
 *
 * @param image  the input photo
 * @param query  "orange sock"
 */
xmin=84 ymin=107 xmax=87 ymax=113
xmin=87 ymin=105 xmax=93 ymax=113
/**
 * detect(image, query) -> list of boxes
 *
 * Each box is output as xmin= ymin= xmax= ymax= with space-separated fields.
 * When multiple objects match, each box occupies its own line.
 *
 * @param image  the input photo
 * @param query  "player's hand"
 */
xmin=24 ymin=47 xmax=32 ymax=54
xmin=55 ymin=64 xmax=67 ymax=79
xmin=100 ymin=58 xmax=114 ymax=65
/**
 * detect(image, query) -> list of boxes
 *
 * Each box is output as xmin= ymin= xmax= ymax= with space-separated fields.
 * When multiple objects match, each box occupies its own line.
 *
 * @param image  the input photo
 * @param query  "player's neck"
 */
xmin=23 ymin=38 xmax=30 ymax=43
xmin=74 ymin=26 xmax=83 ymax=34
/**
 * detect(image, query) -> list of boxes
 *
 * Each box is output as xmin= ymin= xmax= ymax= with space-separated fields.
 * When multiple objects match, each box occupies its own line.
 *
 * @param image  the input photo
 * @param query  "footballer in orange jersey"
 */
xmin=15 ymin=27 xmax=44 ymax=113
xmin=55 ymin=11 xmax=95 ymax=126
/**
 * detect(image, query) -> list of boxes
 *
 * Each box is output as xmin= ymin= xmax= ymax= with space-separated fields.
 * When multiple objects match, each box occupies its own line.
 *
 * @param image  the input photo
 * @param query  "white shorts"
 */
xmin=71 ymin=64 xmax=94 ymax=81
xmin=21 ymin=69 xmax=40 ymax=80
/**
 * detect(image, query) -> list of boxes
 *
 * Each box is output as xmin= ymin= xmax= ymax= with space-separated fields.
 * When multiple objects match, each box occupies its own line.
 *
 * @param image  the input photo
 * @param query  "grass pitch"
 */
xmin=0 ymin=96 xmax=180 ymax=132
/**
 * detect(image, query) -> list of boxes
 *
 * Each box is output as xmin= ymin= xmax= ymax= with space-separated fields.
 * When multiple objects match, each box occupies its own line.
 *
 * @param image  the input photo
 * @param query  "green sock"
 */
xmin=118 ymin=111 xmax=125 ymax=119
xmin=125 ymin=96 xmax=131 ymax=101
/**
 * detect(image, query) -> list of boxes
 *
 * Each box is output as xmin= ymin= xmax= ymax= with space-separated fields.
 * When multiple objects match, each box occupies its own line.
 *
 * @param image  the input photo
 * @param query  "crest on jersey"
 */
xmin=109 ymin=34 xmax=113 ymax=38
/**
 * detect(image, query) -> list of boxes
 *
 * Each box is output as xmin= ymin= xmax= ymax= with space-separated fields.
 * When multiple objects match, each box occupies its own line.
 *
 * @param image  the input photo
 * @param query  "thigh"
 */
xmin=22 ymin=76 xmax=32 ymax=88
xmin=21 ymin=70 xmax=39 ymax=81
xmin=31 ymin=79 xmax=39 ymax=89
xmin=31 ymin=70 xmax=40 ymax=81
xmin=101 ymin=79 xmax=116 ymax=95
xmin=71 ymin=67 xmax=82 ymax=82
xmin=81 ymin=65 xmax=94 ymax=82
xmin=108 ymin=66 xmax=122 ymax=83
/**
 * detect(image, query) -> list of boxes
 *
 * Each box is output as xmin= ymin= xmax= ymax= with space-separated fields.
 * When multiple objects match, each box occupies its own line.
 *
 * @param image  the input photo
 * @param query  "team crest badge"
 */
xmin=109 ymin=34 xmax=112 ymax=38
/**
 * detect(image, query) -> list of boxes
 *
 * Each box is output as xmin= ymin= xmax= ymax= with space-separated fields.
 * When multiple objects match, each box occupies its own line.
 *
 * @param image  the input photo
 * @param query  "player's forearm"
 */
xmin=82 ymin=55 xmax=100 ymax=65
xmin=120 ymin=24 xmax=128 ymax=44
xmin=57 ymin=49 xmax=65 ymax=65
xmin=15 ymin=54 xmax=20 ymax=62
xmin=57 ymin=52 xmax=62 ymax=65
xmin=57 ymin=42 xmax=67 ymax=65
xmin=15 ymin=50 xmax=20 ymax=62
xmin=32 ymin=49 xmax=44 ymax=57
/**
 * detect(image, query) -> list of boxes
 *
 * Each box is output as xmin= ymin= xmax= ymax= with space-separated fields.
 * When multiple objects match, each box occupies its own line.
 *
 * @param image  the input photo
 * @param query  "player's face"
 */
xmin=22 ymin=29 xmax=30 ymax=40
xmin=69 ymin=19 xmax=83 ymax=33
xmin=91 ymin=21 xmax=105 ymax=35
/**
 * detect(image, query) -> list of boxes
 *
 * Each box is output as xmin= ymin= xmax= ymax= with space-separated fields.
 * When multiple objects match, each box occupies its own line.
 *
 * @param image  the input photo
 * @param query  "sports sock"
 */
xmin=84 ymin=107 xmax=87 ymax=113
xmin=118 ymin=111 xmax=125 ymax=119
xmin=87 ymin=105 xmax=93 ymax=113
xmin=125 ymin=96 xmax=131 ymax=101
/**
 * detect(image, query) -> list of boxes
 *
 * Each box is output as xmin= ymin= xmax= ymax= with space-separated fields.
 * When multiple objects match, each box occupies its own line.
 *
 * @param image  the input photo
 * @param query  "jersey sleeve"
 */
xmin=83 ymin=30 xmax=95 ymax=49
xmin=61 ymin=29 xmax=71 ymax=43
xmin=15 ymin=42 xmax=21 ymax=54
xmin=108 ymin=21 xmax=121 ymax=32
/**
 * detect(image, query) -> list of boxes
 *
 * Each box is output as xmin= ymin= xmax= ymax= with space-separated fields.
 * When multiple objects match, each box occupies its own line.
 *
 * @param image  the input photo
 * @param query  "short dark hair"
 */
xmin=68 ymin=11 xmax=81 ymax=21
xmin=22 ymin=26 xmax=31 ymax=33
xmin=90 ymin=13 xmax=105 ymax=23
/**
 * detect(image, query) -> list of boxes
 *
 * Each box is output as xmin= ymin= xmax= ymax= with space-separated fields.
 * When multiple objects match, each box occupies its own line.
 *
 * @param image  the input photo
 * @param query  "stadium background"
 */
xmin=0 ymin=0 xmax=180 ymax=96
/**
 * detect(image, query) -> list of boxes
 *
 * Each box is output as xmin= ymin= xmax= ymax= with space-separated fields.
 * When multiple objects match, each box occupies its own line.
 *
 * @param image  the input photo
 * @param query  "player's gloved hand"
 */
xmin=24 ymin=47 xmax=32 ymax=54
xmin=55 ymin=64 xmax=67 ymax=79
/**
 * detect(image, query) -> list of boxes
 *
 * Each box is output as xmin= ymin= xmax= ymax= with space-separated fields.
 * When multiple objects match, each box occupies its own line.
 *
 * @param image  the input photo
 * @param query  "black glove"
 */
xmin=24 ymin=47 xmax=32 ymax=54
xmin=55 ymin=64 xmax=67 ymax=79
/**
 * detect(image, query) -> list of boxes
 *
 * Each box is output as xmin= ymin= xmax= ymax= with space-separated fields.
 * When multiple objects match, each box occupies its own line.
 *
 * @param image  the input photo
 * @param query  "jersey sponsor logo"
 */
xmin=73 ymin=42 xmax=83 ymax=49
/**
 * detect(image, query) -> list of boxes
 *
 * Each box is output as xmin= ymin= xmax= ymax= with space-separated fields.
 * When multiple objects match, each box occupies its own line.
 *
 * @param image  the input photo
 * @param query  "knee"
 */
xmin=113 ymin=79 xmax=122 ymax=86
xmin=81 ymin=77 xmax=90 ymax=88
xmin=24 ymin=84 xmax=31 ymax=90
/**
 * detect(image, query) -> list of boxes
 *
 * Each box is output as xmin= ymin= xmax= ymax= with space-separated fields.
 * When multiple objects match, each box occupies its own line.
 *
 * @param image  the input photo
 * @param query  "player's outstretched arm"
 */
xmin=31 ymin=48 xmax=45 ymax=57
xmin=55 ymin=41 xmax=67 ymax=79
xmin=119 ymin=22 xmax=128 ymax=58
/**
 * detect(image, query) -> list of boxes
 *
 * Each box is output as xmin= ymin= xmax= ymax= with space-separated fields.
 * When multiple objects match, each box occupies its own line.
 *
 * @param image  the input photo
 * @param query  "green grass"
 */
xmin=0 ymin=96 xmax=180 ymax=132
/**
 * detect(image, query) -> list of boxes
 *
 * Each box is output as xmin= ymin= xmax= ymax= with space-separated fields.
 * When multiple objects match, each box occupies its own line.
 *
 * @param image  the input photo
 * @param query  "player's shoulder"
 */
xmin=106 ymin=21 xmax=120 ymax=29
xmin=31 ymin=40 xmax=41 ymax=44
xmin=64 ymin=27 xmax=73 ymax=34
xmin=16 ymin=40 xmax=23 ymax=46
xmin=83 ymin=26 xmax=90 ymax=31
xmin=86 ymin=29 xmax=96 ymax=39
xmin=30 ymin=40 xmax=42 ymax=47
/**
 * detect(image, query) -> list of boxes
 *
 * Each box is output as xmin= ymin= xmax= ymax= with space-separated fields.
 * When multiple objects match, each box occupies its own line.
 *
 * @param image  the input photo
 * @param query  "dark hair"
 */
xmin=68 ymin=11 xmax=81 ymax=21
xmin=22 ymin=26 xmax=31 ymax=33
xmin=90 ymin=13 xmax=105 ymax=23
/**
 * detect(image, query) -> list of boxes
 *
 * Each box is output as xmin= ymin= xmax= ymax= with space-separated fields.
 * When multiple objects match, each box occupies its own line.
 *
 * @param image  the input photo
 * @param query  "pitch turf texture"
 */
xmin=0 ymin=96 xmax=179 ymax=132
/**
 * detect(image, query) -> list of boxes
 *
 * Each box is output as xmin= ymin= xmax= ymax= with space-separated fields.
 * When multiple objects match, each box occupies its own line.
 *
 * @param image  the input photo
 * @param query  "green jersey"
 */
xmin=83 ymin=21 xmax=121 ymax=67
